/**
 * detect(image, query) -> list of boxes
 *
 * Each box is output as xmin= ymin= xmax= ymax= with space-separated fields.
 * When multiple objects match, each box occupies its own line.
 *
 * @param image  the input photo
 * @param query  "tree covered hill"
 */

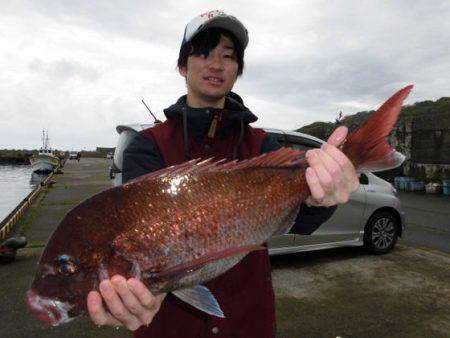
xmin=297 ymin=97 xmax=450 ymax=139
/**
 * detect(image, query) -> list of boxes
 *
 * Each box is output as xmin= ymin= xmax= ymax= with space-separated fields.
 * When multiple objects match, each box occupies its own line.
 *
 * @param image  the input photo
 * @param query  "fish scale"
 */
xmin=118 ymin=168 xmax=304 ymax=276
xmin=151 ymin=170 xmax=303 ymax=289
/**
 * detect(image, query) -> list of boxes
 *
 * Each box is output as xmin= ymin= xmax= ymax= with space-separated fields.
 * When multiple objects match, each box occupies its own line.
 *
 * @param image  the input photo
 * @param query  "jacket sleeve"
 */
xmin=261 ymin=134 xmax=337 ymax=235
xmin=122 ymin=132 xmax=165 ymax=184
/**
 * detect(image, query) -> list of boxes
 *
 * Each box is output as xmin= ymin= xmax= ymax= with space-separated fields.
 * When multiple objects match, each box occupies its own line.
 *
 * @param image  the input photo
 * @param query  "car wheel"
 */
xmin=364 ymin=211 xmax=399 ymax=254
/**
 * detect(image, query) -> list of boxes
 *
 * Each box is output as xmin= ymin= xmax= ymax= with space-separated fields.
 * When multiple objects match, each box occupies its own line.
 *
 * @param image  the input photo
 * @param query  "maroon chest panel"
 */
xmin=142 ymin=118 xmax=265 ymax=164
xmin=136 ymin=119 xmax=276 ymax=338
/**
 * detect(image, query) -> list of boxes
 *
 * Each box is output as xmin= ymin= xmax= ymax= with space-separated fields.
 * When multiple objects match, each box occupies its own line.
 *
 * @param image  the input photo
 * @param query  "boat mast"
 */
xmin=41 ymin=129 xmax=45 ymax=151
xmin=45 ymin=132 xmax=50 ymax=150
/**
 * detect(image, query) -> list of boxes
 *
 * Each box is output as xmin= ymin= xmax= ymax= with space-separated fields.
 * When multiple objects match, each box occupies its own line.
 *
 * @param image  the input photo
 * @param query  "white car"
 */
xmin=110 ymin=124 xmax=405 ymax=255
xmin=69 ymin=151 xmax=78 ymax=160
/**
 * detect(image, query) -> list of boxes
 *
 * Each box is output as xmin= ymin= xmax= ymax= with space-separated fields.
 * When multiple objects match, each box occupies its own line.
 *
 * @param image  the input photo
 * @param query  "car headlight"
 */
xmin=390 ymin=184 xmax=398 ymax=196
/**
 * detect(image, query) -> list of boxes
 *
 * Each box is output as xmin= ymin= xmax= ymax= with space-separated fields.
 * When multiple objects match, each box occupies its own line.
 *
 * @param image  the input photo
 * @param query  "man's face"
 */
xmin=179 ymin=35 xmax=239 ymax=107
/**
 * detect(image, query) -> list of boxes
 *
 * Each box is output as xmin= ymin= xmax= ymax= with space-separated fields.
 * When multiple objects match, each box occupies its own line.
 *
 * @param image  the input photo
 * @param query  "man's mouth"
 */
xmin=204 ymin=76 xmax=224 ymax=84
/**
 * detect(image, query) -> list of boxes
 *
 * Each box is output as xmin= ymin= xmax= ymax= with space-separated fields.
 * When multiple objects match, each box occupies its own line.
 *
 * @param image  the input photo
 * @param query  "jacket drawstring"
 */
xmin=182 ymin=107 xmax=244 ymax=161
xmin=232 ymin=118 xmax=244 ymax=160
xmin=182 ymin=107 xmax=192 ymax=160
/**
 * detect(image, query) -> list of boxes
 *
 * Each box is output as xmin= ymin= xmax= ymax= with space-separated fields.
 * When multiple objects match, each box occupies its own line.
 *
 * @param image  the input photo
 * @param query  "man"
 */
xmin=87 ymin=10 xmax=359 ymax=337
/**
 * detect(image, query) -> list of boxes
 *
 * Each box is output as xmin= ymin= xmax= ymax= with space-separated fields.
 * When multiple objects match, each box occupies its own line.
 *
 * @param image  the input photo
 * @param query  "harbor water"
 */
xmin=0 ymin=165 xmax=46 ymax=222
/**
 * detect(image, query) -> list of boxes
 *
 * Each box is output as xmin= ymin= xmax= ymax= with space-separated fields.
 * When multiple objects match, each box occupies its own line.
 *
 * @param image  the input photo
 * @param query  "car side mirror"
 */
xmin=359 ymin=173 xmax=369 ymax=185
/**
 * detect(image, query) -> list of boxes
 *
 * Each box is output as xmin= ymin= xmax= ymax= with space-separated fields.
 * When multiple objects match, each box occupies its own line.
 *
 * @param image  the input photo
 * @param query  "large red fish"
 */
xmin=25 ymin=86 xmax=413 ymax=326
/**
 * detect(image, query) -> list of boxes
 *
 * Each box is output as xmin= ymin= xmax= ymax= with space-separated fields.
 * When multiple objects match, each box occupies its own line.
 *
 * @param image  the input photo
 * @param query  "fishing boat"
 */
xmin=29 ymin=130 xmax=60 ymax=174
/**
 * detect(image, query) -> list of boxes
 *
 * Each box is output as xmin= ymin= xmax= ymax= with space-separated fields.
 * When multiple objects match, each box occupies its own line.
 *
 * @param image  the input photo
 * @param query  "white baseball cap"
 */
xmin=181 ymin=10 xmax=249 ymax=50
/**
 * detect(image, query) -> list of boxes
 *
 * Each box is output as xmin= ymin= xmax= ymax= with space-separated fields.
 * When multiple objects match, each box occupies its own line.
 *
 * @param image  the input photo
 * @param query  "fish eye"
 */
xmin=55 ymin=255 xmax=78 ymax=276
xmin=57 ymin=254 xmax=71 ymax=262
xmin=58 ymin=261 xmax=77 ymax=276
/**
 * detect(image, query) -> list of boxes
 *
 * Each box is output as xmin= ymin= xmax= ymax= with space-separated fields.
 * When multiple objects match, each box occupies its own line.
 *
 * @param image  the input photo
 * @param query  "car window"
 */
xmin=359 ymin=173 xmax=369 ymax=185
xmin=267 ymin=132 xmax=287 ymax=147
xmin=285 ymin=135 xmax=322 ymax=151
xmin=287 ymin=143 xmax=313 ymax=152
xmin=114 ymin=129 xmax=138 ymax=171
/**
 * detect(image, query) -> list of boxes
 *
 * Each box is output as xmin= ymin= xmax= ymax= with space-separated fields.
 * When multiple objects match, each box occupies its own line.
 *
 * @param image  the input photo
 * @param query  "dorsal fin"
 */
xmin=123 ymin=147 xmax=306 ymax=186
xmin=216 ymin=147 xmax=306 ymax=172
xmin=126 ymin=159 xmax=200 ymax=184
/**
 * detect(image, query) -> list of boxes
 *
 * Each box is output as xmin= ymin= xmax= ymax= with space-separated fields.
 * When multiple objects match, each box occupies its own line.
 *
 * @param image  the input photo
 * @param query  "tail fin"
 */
xmin=342 ymin=85 xmax=413 ymax=173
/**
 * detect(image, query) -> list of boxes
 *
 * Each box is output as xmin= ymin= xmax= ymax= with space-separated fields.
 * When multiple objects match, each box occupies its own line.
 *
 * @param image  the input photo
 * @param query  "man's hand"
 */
xmin=305 ymin=126 xmax=360 ymax=207
xmin=87 ymin=275 xmax=166 ymax=331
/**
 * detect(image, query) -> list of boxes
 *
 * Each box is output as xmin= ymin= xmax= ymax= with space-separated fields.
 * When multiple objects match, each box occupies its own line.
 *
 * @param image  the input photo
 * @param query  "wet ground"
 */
xmin=0 ymin=158 xmax=127 ymax=338
xmin=1 ymin=158 xmax=449 ymax=337
xmin=272 ymin=245 xmax=450 ymax=337
xmin=398 ymin=190 xmax=450 ymax=254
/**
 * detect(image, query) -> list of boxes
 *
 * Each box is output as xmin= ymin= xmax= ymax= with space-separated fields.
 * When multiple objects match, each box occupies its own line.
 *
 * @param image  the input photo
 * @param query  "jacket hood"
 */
xmin=163 ymin=92 xmax=258 ymax=124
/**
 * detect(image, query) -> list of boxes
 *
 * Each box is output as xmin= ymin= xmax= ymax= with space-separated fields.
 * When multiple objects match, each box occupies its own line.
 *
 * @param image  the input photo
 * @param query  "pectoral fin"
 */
xmin=146 ymin=244 xmax=265 ymax=282
xmin=172 ymin=285 xmax=225 ymax=318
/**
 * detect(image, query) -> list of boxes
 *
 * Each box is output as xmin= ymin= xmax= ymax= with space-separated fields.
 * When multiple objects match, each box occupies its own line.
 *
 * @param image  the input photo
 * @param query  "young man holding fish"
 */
xmin=88 ymin=10 xmax=360 ymax=337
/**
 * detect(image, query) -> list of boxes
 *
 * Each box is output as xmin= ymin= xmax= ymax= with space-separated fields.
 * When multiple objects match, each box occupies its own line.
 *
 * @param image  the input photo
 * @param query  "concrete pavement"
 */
xmin=272 ymin=244 xmax=450 ymax=337
xmin=0 ymin=158 xmax=129 ymax=338
xmin=1 ymin=158 xmax=449 ymax=337
xmin=398 ymin=191 xmax=450 ymax=254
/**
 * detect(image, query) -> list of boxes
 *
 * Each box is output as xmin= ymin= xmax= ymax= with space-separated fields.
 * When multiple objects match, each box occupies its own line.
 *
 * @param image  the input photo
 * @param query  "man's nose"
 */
xmin=208 ymin=54 xmax=224 ymax=71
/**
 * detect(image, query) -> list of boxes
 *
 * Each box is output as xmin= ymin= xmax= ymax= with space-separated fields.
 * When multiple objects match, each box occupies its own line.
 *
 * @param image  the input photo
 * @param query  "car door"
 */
xmin=297 ymin=177 xmax=367 ymax=246
xmin=266 ymin=131 xmax=297 ymax=249
xmin=283 ymin=134 xmax=367 ymax=246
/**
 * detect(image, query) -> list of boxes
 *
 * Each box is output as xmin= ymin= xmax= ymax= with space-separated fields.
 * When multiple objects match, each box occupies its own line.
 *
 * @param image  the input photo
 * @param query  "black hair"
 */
xmin=177 ymin=27 xmax=244 ymax=76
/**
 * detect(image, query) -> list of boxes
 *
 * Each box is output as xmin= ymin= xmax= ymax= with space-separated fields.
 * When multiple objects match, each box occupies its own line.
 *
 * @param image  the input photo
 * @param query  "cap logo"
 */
xmin=200 ymin=10 xmax=225 ymax=20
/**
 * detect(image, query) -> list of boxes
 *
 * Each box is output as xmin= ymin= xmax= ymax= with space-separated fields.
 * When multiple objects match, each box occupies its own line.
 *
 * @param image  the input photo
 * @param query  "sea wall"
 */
xmin=0 ymin=150 xmax=33 ymax=165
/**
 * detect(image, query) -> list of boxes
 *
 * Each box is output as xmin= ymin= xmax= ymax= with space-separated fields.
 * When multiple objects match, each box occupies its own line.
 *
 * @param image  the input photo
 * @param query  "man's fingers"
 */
xmin=87 ymin=291 xmax=122 ymax=327
xmin=305 ymin=166 xmax=325 ymax=204
xmin=306 ymin=150 xmax=334 ymax=194
xmin=99 ymin=280 xmax=140 ymax=330
xmin=111 ymin=276 xmax=147 ymax=321
xmin=321 ymin=143 xmax=352 ymax=170
xmin=88 ymin=277 xmax=166 ymax=331
xmin=127 ymin=278 xmax=158 ymax=310
xmin=321 ymin=143 xmax=359 ymax=192
xmin=304 ymin=127 xmax=360 ymax=207
xmin=314 ymin=147 xmax=344 ymax=183
xmin=87 ymin=291 xmax=106 ymax=325
xmin=326 ymin=126 xmax=348 ymax=147
xmin=128 ymin=279 xmax=166 ymax=324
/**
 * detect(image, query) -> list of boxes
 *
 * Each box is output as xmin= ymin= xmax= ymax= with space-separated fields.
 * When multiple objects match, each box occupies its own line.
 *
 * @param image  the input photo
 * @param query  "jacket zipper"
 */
xmin=208 ymin=113 xmax=220 ymax=138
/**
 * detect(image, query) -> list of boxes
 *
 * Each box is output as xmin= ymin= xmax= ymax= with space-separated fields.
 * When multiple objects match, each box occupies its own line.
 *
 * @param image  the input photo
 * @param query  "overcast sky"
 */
xmin=1 ymin=0 xmax=449 ymax=150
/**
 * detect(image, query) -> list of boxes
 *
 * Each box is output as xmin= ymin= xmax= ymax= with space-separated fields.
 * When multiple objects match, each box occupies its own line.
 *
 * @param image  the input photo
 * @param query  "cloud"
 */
xmin=0 ymin=1 xmax=449 ymax=149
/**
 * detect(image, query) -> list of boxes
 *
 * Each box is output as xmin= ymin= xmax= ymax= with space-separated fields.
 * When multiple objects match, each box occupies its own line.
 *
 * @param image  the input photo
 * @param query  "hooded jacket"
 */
xmin=123 ymin=94 xmax=336 ymax=337
xmin=123 ymin=94 xmax=336 ymax=235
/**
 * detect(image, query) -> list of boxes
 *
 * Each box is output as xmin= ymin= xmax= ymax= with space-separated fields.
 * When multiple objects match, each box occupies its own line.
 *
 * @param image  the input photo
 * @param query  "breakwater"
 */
xmin=0 ymin=152 xmax=32 ymax=164
xmin=0 ymin=166 xmax=49 ymax=239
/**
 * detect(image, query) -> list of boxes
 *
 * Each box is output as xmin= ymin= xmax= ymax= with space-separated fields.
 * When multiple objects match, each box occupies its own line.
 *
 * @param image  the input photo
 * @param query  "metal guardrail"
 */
xmin=0 ymin=171 xmax=55 ymax=240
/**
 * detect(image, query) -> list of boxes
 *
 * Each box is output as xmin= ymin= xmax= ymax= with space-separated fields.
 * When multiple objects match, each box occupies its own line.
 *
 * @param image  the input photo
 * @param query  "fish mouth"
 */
xmin=25 ymin=290 xmax=74 ymax=326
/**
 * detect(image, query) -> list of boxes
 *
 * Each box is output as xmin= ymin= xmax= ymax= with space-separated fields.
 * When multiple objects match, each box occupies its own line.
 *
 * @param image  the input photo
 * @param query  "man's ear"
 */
xmin=178 ymin=66 xmax=187 ymax=77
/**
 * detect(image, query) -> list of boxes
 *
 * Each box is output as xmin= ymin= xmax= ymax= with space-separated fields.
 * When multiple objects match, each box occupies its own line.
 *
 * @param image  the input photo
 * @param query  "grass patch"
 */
xmin=17 ymin=189 xmax=49 ymax=237
xmin=43 ymin=201 xmax=78 ymax=206
xmin=26 ymin=243 xmax=46 ymax=248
